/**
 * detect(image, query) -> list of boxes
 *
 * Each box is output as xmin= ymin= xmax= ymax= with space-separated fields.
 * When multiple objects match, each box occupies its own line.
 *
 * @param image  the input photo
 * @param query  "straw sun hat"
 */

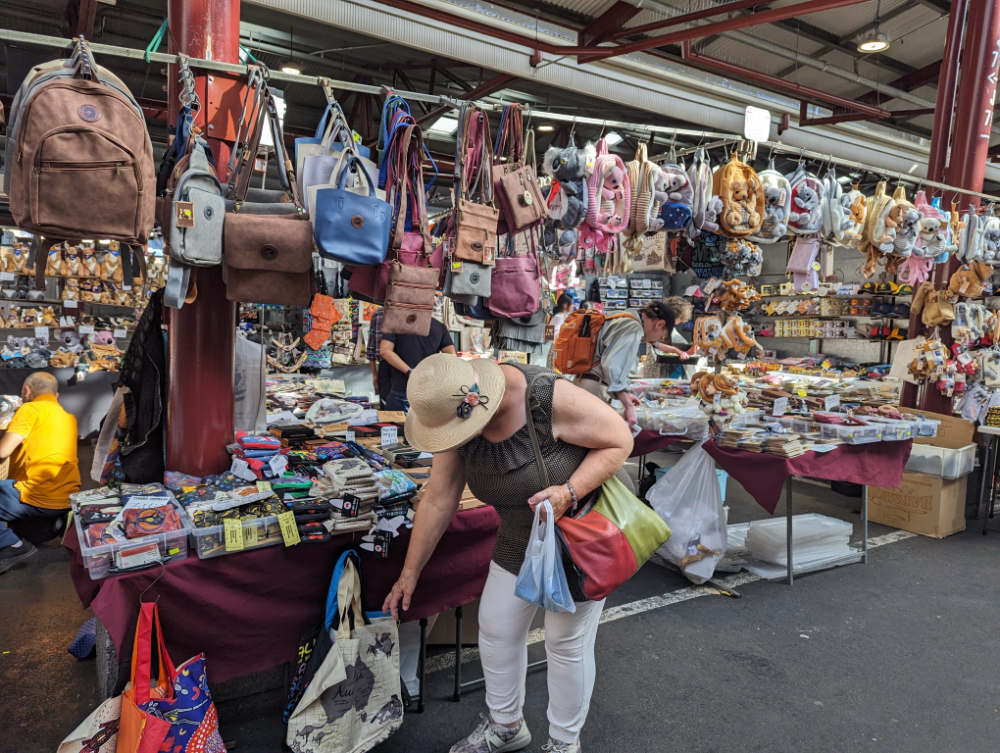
xmin=405 ymin=354 xmax=507 ymax=454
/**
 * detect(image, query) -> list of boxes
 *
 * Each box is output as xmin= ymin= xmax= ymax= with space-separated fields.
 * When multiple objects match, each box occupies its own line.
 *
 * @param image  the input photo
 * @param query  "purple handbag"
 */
xmin=488 ymin=253 xmax=540 ymax=319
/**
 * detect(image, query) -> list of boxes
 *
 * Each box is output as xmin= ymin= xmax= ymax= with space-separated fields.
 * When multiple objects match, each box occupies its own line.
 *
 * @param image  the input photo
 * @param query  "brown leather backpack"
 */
xmin=5 ymin=38 xmax=155 ymax=285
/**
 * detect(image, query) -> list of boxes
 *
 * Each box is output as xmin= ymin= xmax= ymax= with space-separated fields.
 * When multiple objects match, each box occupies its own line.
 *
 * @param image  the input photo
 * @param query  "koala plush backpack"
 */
xmin=623 ymin=143 xmax=661 ymax=244
xmin=841 ymin=185 xmax=867 ymax=249
xmin=821 ymin=168 xmax=853 ymax=246
xmin=712 ymin=154 xmax=764 ymax=239
xmin=978 ymin=206 xmax=1000 ymax=266
xmin=687 ymin=148 xmax=714 ymax=231
xmin=859 ymin=181 xmax=897 ymax=277
xmin=542 ymin=142 xmax=593 ymax=249
xmin=750 ymin=161 xmax=791 ymax=244
xmin=656 ymin=160 xmax=694 ymax=231
xmin=786 ymin=165 xmax=825 ymax=235
xmin=580 ymin=138 xmax=631 ymax=252
xmin=889 ymin=186 xmax=922 ymax=259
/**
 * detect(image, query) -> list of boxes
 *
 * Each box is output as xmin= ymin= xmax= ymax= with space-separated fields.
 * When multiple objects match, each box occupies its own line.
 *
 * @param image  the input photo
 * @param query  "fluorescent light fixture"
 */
xmin=857 ymin=21 xmax=890 ymax=53
xmin=99 ymin=240 xmax=111 ymax=243
xmin=837 ymin=175 xmax=852 ymax=184
xmin=908 ymin=162 xmax=920 ymax=174
xmin=604 ymin=132 xmax=623 ymax=146
xmin=429 ymin=116 xmax=459 ymax=135
xmin=281 ymin=63 xmax=301 ymax=75
xmin=260 ymin=94 xmax=286 ymax=148
xmin=744 ymin=105 xmax=772 ymax=142
xmin=538 ymin=124 xmax=554 ymax=132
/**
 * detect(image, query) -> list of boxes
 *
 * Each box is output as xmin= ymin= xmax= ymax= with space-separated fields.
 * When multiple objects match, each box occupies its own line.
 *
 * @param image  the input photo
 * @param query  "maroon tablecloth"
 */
xmin=631 ymin=430 xmax=684 ymax=457
xmin=704 ymin=440 xmax=912 ymax=514
xmin=64 ymin=505 xmax=500 ymax=685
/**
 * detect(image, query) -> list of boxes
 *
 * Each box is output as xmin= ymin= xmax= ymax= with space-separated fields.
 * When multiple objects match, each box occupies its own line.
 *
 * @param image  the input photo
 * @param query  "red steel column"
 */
xmin=165 ymin=0 xmax=240 ymax=475
xmin=918 ymin=0 xmax=1000 ymax=415
xmin=901 ymin=0 xmax=969 ymax=408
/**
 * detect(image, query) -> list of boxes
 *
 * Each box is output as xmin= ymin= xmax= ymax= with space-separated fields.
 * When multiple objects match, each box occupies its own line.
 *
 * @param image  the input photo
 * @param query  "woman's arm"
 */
xmin=382 ymin=450 xmax=466 ymax=618
xmin=527 ymin=378 xmax=633 ymax=520
xmin=654 ymin=343 xmax=690 ymax=360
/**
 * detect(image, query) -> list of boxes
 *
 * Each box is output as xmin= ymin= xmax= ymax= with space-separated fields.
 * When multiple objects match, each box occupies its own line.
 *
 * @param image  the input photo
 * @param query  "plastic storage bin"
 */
xmin=908 ymin=417 xmax=941 ymax=437
xmin=74 ymin=498 xmax=191 ymax=580
xmin=190 ymin=515 xmax=284 ymax=559
xmin=655 ymin=466 xmax=729 ymax=502
xmin=904 ymin=443 xmax=976 ymax=479
xmin=770 ymin=415 xmax=818 ymax=434
xmin=818 ymin=422 xmax=882 ymax=444
xmin=867 ymin=417 xmax=918 ymax=441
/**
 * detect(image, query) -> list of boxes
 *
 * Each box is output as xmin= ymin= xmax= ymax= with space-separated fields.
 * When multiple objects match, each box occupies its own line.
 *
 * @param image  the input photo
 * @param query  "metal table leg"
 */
xmin=984 ymin=436 xmax=998 ymax=535
xmin=862 ymin=483 xmax=869 ymax=564
xmin=638 ymin=455 xmax=647 ymax=483
xmin=786 ymin=477 xmax=794 ymax=585
xmin=418 ymin=617 xmax=427 ymax=713
xmin=453 ymin=605 xmax=463 ymax=702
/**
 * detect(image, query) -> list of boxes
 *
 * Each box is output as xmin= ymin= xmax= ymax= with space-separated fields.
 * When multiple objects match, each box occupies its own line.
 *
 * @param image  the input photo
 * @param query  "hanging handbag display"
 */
xmin=299 ymin=103 xmax=379 ymax=209
xmin=313 ymin=156 xmax=392 ymax=266
xmin=524 ymin=374 xmax=672 ymax=601
xmin=222 ymin=72 xmax=315 ymax=306
xmin=381 ymin=124 xmax=439 ymax=335
xmin=493 ymin=104 xmax=549 ymax=235
xmin=488 ymin=235 xmax=541 ymax=319
xmin=453 ymin=104 xmax=499 ymax=265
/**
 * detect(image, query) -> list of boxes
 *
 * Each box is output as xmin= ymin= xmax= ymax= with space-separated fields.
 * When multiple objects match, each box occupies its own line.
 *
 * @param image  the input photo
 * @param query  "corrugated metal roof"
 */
xmin=533 ymin=0 xmax=617 ymax=19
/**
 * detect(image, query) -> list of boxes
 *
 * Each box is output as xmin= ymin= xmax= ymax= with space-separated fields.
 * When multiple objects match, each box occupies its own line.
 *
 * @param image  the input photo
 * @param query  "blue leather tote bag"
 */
xmin=313 ymin=157 xmax=391 ymax=266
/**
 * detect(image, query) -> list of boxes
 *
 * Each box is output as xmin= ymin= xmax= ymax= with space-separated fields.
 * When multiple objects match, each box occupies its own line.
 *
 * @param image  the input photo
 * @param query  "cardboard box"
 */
xmin=913 ymin=412 xmax=975 ymax=450
xmin=868 ymin=472 xmax=967 ymax=538
xmin=427 ymin=598 xmax=481 ymax=646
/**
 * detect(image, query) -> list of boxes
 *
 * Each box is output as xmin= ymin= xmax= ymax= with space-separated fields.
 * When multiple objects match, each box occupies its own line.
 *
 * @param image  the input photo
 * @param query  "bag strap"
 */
xmin=130 ymin=602 xmax=177 ymax=705
xmin=225 ymin=67 xmax=266 ymax=199
xmin=523 ymin=371 xmax=553 ymax=489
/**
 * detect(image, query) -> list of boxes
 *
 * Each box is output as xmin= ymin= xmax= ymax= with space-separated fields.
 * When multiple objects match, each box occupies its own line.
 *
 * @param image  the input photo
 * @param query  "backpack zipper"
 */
xmin=33 ymin=126 xmax=142 ymax=191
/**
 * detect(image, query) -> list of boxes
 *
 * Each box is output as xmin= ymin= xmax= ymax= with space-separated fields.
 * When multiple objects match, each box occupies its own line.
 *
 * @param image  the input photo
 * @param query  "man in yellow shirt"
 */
xmin=0 ymin=372 xmax=80 ymax=574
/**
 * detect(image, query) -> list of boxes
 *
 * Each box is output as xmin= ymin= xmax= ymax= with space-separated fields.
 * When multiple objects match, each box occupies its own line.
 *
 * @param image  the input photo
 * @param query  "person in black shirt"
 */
xmin=380 ymin=319 xmax=457 ymax=412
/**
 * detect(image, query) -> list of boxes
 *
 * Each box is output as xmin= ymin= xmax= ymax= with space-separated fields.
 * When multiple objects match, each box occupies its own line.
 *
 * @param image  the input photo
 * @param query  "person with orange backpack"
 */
xmin=554 ymin=302 xmax=676 ymax=427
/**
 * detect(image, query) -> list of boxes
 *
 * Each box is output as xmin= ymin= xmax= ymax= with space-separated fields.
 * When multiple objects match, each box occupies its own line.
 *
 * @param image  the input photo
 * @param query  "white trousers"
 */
xmin=479 ymin=560 xmax=605 ymax=744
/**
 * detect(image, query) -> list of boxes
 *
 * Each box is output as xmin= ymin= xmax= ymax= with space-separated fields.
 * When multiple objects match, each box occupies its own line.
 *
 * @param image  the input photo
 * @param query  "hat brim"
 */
xmin=405 ymin=358 xmax=507 ymax=454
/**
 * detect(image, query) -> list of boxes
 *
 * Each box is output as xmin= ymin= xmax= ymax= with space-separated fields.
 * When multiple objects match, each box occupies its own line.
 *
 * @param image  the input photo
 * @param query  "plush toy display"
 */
xmin=949 ymin=262 xmax=993 ymax=298
xmin=701 ymin=196 xmax=724 ymax=233
xmin=580 ymin=138 xmax=630 ymax=252
xmin=752 ymin=164 xmax=792 ymax=244
xmin=786 ymin=165 xmax=824 ymax=235
xmin=542 ymin=142 xmax=594 ymax=249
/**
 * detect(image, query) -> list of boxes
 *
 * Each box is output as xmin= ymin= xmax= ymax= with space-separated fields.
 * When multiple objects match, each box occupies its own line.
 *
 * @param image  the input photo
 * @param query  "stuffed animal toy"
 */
xmin=893 ymin=206 xmax=924 ymax=258
xmin=40 ymin=307 xmax=56 ymax=326
xmin=598 ymin=160 xmax=627 ymax=226
xmin=917 ymin=217 xmax=955 ymax=258
xmin=702 ymin=196 xmax=724 ymax=233
xmin=792 ymin=184 xmax=821 ymax=226
xmin=62 ymin=277 xmax=79 ymax=301
xmin=93 ymin=331 xmax=116 ymax=346
xmin=542 ymin=143 xmax=594 ymax=248
xmin=45 ymin=244 xmax=64 ymax=278
xmin=580 ymin=138 xmax=630 ymax=252
xmin=662 ymin=170 xmax=689 ymax=202
xmin=102 ymin=241 xmax=124 ymax=283
xmin=949 ymin=262 xmax=993 ymax=298
xmin=81 ymin=246 xmax=100 ymax=278
xmin=10 ymin=244 xmax=27 ymax=275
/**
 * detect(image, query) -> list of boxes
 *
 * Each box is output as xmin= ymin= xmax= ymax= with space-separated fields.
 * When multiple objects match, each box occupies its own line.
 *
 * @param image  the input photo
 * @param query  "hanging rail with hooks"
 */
xmin=2 ymin=29 xmax=996 ymax=203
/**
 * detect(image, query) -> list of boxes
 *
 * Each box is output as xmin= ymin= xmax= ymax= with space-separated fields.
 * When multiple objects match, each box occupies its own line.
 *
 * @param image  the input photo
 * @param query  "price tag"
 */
xmin=224 ymin=518 xmax=244 ymax=552
xmin=78 ymin=325 xmax=95 ymax=335
xmin=34 ymin=326 xmax=49 ymax=341
xmin=114 ymin=328 xmax=127 ymax=339
xmin=796 ymin=389 xmax=808 ymax=398
xmin=824 ymin=394 xmax=841 ymax=410
xmin=278 ymin=511 xmax=301 ymax=547
xmin=713 ymin=393 xmax=721 ymax=405
xmin=371 ymin=530 xmax=391 ymax=558
xmin=772 ymin=397 xmax=788 ymax=417
xmin=63 ymin=299 xmax=78 ymax=309
xmin=341 ymin=493 xmax=361 ymax=518
xmin=269 ymin=454 xmax=288 ymax=477
xmin=256 ymin=480 xmax=272 ymax=493
xmin=242 ymin=517 xmax=259 ymax=547
xmin=230 ymin=457 xmax=257 ymax=482
xmin=345 ymin=430 xmax=356 ymax=442
xmin=0 ymin=272 xmax=15 ymax=282
xmin=381 ymin=426 xmax=398 ymax=446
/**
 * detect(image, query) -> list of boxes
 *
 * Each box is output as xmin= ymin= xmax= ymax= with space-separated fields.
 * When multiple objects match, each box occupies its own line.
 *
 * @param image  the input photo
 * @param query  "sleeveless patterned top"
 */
xmin=459 ymin=363 xmax=634 ymax=601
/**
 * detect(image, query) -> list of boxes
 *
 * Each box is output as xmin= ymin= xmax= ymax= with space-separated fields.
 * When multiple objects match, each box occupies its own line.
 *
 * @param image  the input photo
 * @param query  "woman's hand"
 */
xmin=528 ymin=484 xmax=574 ymax=521
xmin=382 ymin=570 xmax=419 ymax=619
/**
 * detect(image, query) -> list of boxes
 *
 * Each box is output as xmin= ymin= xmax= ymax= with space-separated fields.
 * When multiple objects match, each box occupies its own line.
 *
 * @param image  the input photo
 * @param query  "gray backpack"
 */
xmin=165 ymin=143 xmax=225 ymax=308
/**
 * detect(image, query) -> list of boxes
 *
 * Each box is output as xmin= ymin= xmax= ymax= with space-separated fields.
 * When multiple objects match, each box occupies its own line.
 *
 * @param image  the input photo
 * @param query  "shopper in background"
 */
xmin=0 ymin=372 xmax=80 ymax=574
xmin=379 ymin=319 xmax=457 ymax=413
xmin=384 ymin=354 xmax=634 ymax=753
xmin=654 ymin=295 xmax=696 ymax=361
xmin=365 ymin=306 xmax=393 ymax=409
xmin=548 ymin=293 xmax=575 ymax=340
xmin=575 ymin=301 xmax=676 ymax=427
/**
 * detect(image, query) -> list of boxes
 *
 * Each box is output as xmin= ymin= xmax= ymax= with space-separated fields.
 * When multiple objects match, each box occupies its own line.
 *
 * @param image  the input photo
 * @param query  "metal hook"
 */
xmin=138 ymin=561 xmax=166 ymax=604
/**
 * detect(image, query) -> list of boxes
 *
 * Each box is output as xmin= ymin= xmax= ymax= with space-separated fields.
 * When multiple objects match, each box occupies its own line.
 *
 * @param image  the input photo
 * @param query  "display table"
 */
xmin=704 ymin=439 xmax=912 ymax=584
xmin=631 ymin=429 xmax=685 ymax=458
xmin=0 ymin=367 xmax=116 ymax=437
xmin=64 ymin=505 xmax=501 ymax=688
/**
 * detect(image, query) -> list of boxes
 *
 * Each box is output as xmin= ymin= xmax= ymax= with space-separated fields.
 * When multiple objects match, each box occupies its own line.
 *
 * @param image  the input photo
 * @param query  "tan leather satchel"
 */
xmin=493 ymin=105 xmax=548 ymax=235
xmin=453 ymin=105 xmax=498 ymax=265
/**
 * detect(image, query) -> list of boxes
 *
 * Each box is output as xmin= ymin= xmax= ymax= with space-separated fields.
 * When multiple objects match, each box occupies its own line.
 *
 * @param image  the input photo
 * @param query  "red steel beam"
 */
xmin=415 ymin=72 xmax=520 ymax=127
xmin=611 ymin=0 xmax=770 ymax=40
xmin=166 ymin=0 xmax=241 ymax=477
xmin=71 ymin=0 xmax=99 ymax=39
xmin=920 ymin=0 xmax=1000 ymax=415
xmin=682 ymin=43 xmax=890 ymax=119
xmin=853 ymin=61 xmax=942 ymax=108
xmin=581 ymin=0 xmax=643 ymax=46
xmin=369 ymin=0 xmax=867 ymax=62
xmin=801 ymin=106 xmax=933 ymax=127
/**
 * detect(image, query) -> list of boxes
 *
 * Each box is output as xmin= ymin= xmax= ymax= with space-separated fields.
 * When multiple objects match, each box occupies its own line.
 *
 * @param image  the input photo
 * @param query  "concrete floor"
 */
xmin=1 ymin=448 xmax=998 ymax=753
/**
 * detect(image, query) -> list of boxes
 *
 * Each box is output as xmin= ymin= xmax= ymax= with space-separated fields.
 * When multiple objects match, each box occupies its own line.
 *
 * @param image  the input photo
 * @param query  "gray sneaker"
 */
xmin=542 ymin=741 xmax=580 ymax=753
xmin=449 ymin=714 xmax=531 ymax=753
xmin=0 ymin=541 xmax=37 ymax=574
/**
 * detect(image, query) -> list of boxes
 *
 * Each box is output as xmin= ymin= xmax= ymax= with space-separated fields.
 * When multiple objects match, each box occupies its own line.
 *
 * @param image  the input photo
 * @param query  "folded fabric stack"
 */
xmin=719 ymin=428 xmax=765 ymax=450
xmin=304 ymin=398 xmax=364 ymax=424
xmin=764 ymin=434 xmax=810 ymax=458
xmin=321 ymin=458 xmax=381 ymax=505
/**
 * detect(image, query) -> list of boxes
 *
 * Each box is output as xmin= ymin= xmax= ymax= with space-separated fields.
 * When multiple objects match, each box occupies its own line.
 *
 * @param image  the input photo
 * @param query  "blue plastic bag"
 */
xmin=514 ymin=500 xmax=576 ymax=613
